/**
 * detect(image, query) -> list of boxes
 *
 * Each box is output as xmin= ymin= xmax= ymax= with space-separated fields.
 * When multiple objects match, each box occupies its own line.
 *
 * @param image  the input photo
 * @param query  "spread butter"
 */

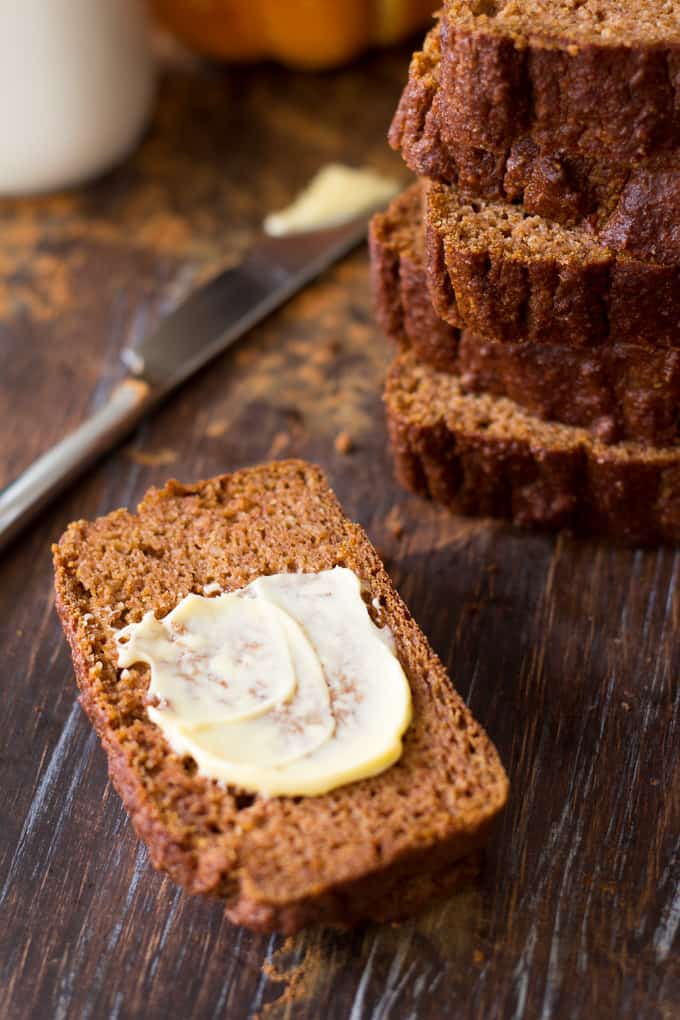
xmin=263 ymin=164 xmax=400 ymax=236
xmin=115 ymin=567 xmax=411 ymax=796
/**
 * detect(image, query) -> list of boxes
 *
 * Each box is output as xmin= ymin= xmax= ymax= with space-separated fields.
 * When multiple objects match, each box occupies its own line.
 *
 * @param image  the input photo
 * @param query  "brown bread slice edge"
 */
xmin=385 ymin=352 xmax=680 ymax=545
xmin=426 ymin=179 xmax=680 ymax=349
xmin=53 ymin=460 xmax=508 ymax=934
xmin=438 ymin=0 xmax=680 ymax=165
xmin=370 ymin=184 xmax=680 ymax=446
xmin=390 ymin=24 xmax=680 ymax=266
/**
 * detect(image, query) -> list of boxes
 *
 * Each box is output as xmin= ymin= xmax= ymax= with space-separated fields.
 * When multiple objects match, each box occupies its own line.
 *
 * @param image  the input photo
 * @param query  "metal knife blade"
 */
xmin=0 ymin=201 xmax=389 ymax=553
xmin=121 ymin=215 xmax=374 ymax=394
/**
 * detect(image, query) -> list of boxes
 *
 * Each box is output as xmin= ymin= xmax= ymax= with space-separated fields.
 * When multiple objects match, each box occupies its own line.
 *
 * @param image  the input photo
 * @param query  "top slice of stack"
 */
xmin=390 ymin=1 xmax=680 ymax=260
xmin=374 ymin=0 xmax=680 ymax=541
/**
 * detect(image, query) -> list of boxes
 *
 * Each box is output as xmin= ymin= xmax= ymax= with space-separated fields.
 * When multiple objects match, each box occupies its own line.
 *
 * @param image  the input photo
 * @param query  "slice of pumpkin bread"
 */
xmin=370 ymin=184 xmax=680 ymax=446
xmin=437 ymin=0 xmax=680 ymax=165
xmin=385 ymin=352 xmax=680 ymax=545
xmin=391 ymin=20 xmax=680 ymax=266
xmin=426 ymin=179 xmax=680 ymax=348
xmin=53 ymin=460 xmax=508 ymax=934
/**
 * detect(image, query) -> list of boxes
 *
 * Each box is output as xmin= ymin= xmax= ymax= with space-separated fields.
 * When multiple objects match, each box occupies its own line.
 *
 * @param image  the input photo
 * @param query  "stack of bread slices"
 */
xmin=370 ymin=0 xmax=680 ymax=543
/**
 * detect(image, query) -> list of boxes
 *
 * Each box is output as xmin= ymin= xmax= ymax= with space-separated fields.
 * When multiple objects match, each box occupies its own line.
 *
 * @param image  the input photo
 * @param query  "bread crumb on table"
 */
xmin=269 ymin=431 xmax=291 ymax=458
xmin=125 ymin=447 xmax=177 ymax=467
xmin=385 ymin=505 xmax=405 ymax=539
xmin=334 ymin=431 xmax=354 ymax=455
xmin=205 ymin=420 xmax=227 ymax=438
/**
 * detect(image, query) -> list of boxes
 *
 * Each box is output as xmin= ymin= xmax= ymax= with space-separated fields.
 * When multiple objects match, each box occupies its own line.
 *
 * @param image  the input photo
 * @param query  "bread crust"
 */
xmin=370 ymin=186 xmax=680 ymax=445
xmin=390 ymin=24 xmax=680 ymax=264
xmin=53 ymin=462 xmax=508 ymax=933
xmin=439 ymin=4 xmax=680 ymax=164
xmin=385 ymin=353 xmax=680 ymax=545
xmin=426 ymin=179 xmax=680 ymax=349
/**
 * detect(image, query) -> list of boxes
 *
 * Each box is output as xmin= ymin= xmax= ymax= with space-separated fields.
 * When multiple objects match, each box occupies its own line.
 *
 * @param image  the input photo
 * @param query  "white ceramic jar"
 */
xmin=0 ymin=0 xmax=156 ymax=195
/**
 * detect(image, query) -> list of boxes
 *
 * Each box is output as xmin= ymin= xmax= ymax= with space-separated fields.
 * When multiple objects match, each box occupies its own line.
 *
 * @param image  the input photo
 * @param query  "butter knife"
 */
xmin=0 ymin=210 xmax=383 ymax=552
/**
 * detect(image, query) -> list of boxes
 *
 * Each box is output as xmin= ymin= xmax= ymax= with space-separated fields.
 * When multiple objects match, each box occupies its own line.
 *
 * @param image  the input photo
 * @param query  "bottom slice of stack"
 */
xmin=370 ymin=185 xmax=680 ymax=545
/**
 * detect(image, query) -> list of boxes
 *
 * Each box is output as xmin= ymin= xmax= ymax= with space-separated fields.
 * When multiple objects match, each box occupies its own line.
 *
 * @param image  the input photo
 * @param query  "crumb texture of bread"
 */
xmin=390 ymin=21 xmax=680 ymax=264
xmin=426 ymin=180 xmax=680 ymax=348
xmin=53 ymin=460 xmax=508 ymax=934
xmin=385 ymin=353 xmax=680 ymax=545
xmin=441 ymin=2 xmax=680 ymax=163
xmin=445 ymin=0 xmax=680 ymax=49
xmin=370 ymin=185 xmax=680 ymax=446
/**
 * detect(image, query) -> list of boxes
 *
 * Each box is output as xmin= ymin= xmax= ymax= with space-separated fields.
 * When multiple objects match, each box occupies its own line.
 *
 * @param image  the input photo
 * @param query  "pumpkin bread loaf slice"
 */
xmin=390 ymin=22 xmax=680 ymax=264
xmin=426 ymin=180 xmax=680 ymax=349
xmin=438 ymin=0 xmax=680 ymax=164
xmin=53 ymin=461 xmax=508 ymax=934
xmin=370 ymin=185 xmax=680 ymax=446
xmin=385 ymin=351 xmax=680 ymax=544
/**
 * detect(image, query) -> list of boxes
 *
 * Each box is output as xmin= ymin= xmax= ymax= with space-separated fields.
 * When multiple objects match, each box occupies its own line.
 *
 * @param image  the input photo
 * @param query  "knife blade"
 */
xmin=121 ymin=217 xmax=377 ymax=394
xmin=0 ymin=205 xmax=387 ymax=553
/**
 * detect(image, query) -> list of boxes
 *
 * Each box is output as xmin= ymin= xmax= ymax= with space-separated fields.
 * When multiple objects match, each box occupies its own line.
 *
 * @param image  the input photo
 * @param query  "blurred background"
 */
xmin=0 ymin=0 xmax=436 ymax=197
xmin=150 ymin=0 xmax=436 ymax=69
xmin=0 ymin=0 xmax=438 ymax=485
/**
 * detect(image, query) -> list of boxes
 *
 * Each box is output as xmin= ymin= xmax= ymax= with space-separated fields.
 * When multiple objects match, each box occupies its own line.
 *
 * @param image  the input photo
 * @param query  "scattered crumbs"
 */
xmin=235 ymin=347 xmax=259 ymax=368
xmin=473 ymin=949 xmax=485 ymax=965
xmin=203 ymin=582 xmax=222 ymax=596
xmin=334 ymin=431 xmax=354 ymax=455
xmin=269 ymin=431 xmax=291 ymax=458
xmin=205 ymin=420 xmax=227 ymax=438
xmin=297 ymin=364 xmax=325 ymax=388
xmin=385 ymin=505 xmax=404 ymax=540
xmin=309 ymin=345 xmax=334 ymax=367
xmin=126 ymin=447 xmax=178 ymax=467
xmin=256 ymin=937 xmax=325 ymax=1019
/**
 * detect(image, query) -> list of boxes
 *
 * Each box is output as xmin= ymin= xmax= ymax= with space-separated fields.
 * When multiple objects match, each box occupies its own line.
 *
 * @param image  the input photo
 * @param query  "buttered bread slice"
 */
xmin=53 ymin=460 xmax=508 ymax=933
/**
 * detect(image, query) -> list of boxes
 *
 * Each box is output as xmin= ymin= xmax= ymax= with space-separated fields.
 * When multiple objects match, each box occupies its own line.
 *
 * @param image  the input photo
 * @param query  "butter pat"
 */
xmin=117 ymin=594 xmax=303 ymax=726
xmin=263 ymin=164 xmax=401 ymax=236
xmin=115 ymin=567 xmax=412 ymax=797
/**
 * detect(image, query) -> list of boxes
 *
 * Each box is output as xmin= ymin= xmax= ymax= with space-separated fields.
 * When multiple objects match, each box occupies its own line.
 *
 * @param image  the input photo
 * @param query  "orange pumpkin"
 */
xmin=149 ymin=0 xmax=436 ymax=69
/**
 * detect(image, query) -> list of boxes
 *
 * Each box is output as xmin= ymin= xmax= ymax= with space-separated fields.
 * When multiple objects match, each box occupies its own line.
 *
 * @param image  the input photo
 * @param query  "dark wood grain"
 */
xmin=1 ymin=40 xmax=679 ymax=1020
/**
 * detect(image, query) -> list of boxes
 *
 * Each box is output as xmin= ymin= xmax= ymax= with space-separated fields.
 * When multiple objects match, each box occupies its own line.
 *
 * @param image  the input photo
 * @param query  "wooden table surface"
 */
xmin=1 ymin=41 xmax=678 ymax=1020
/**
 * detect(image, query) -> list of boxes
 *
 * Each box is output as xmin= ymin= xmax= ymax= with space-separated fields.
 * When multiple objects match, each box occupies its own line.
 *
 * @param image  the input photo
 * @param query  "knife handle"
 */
xmin=0 ymin=378 xmax=152 ymax=554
